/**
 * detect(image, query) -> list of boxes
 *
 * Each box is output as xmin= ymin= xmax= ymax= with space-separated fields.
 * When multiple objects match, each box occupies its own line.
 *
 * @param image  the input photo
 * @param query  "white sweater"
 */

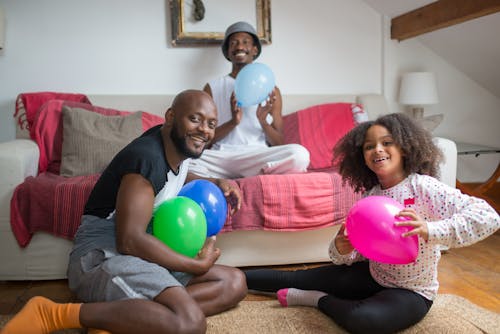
xmin=329 ymin=173 xmax=500 ymax=300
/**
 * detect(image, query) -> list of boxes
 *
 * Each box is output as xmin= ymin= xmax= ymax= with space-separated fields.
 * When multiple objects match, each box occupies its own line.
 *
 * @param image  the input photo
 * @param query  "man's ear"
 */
xmin=164 ymin=108 xmax=174 ymax=126
xmin=251 ymin=45 xmax=259 ymax=60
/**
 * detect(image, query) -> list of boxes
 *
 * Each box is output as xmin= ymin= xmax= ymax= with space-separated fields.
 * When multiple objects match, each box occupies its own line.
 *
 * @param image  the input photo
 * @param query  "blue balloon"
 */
xmin=178 ymin=180 xmax=228 ymax=237
xmin=234 ymin=63 xmax=276 ymax=107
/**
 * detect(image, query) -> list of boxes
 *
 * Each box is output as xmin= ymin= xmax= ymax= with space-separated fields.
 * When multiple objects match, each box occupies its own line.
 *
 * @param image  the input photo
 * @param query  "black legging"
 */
xmin=244 ymin=262 xmax=432 ymax=334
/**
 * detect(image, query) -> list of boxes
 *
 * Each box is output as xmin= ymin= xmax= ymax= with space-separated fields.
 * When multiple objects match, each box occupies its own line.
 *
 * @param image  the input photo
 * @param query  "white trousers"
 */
xmin=188 ymin=144 xmax=310 ymax=179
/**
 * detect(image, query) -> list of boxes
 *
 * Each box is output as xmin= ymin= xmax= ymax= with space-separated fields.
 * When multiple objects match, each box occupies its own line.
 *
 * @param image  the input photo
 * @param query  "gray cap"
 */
xmin=222 ymin=21 xmax=262 ymax=61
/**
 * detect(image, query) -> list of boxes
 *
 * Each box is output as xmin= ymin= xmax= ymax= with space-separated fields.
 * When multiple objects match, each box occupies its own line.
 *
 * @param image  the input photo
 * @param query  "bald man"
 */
xmin=3 ymin=90 xmax=246 ymax=334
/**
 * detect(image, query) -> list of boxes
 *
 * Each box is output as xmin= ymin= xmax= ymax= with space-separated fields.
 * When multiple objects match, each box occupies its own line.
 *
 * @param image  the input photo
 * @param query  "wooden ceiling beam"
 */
xmin=391 ymin=0 xmax=500 ymax=41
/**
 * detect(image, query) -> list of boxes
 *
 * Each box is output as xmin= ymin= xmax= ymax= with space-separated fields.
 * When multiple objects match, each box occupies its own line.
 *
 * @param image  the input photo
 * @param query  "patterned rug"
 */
xmin=1 ymin=294 xmax=498 ymax=333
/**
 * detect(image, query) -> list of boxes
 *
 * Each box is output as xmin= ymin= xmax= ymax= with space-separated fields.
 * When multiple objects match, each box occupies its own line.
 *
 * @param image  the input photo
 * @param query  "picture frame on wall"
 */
xmin=170 ymin=0 xmax=271 ymax=46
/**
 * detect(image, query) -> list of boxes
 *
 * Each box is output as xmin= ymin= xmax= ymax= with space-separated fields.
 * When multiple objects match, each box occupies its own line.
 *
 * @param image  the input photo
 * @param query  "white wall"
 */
xmin=382 ymin=16 xmax=500 ymax=183
xmin=0 ymin=0 xmax=498 ymax=182
xmin=0 ymin=0 xmax=381 ymax=139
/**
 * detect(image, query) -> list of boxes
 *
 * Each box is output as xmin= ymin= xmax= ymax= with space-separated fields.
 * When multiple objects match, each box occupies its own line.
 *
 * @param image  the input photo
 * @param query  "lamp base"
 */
xmin=409 ymin=107 xmax=443 ymax=132
xmin=410 ymin=107 xmax=425 ymax=119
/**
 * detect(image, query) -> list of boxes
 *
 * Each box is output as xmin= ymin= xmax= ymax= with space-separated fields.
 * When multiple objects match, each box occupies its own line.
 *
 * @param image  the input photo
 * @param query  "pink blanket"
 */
xmin=284 ymin=103 xmax=355 ymax=170
xmin=10 ymin=173 xmax=99 ymax=247
xmin=10 ymin=170 xmax=359 ymax=247
xmin=228 ymin=171 xmax=361 ymax=232
xmin=10 ymin=100 xmax=164 ymax=247
xmin=299 ymin=103 xmax=355 ymax=170
xmin=14 ymin=92 xmax=91 ymax=134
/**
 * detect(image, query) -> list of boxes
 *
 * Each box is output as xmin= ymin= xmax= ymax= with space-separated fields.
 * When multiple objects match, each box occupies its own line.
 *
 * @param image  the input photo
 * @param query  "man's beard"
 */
xmin=170 ymin=124 xmax=204 ymax=159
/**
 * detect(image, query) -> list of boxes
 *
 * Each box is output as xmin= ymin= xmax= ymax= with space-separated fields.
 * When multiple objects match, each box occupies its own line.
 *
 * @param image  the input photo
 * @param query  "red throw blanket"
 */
xmin=297 ymin=103 xmax=355 ymax=170
xmin=228 ymin=171 xmax=361 ymax=232
xmin=14 ymin=92 xmax=91 ymax=135
xmin=10 ymin=173 xmax=99 ymax=247
xmin=10 ymin=170 xmax=360 ymax=247
xmin=10 ymin=99 xmax=165 ymax=248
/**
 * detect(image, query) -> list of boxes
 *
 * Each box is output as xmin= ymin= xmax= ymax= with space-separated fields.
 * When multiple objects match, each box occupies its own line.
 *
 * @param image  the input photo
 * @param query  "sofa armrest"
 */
xmin=0 ymin=139 xmax=40 ymax=182
xmin=433 ymin=137 xmax=457 ymax=188
xmin=0 ymin=139 xmax=40 ymax=228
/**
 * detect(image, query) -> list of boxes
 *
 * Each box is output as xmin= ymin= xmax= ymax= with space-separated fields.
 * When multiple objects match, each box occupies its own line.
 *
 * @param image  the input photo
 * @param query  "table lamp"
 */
xmin=399 ymin=72 xmax=443 ymax=131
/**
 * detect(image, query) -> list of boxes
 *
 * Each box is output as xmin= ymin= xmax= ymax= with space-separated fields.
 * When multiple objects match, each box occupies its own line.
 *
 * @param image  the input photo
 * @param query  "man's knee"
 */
xmin=175 ymin=308 xmax=207 ymax=334
xmin=287 ymin=144 xmax=310 ymax=171
xmin=223 ymin=267 xmax=248 ymax=306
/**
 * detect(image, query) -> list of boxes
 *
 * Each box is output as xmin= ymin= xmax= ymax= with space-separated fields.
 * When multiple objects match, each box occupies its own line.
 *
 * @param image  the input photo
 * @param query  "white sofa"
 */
xmin=0 ymin=94 xmax=457 ymax=280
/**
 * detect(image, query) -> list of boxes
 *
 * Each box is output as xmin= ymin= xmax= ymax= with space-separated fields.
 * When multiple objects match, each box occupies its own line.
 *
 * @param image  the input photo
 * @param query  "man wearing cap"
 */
xmin=188 ymin=21 xmax=310 ymax=179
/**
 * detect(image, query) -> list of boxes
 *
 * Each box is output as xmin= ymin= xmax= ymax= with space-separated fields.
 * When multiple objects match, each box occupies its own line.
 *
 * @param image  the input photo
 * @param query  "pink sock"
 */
xmin=277 ymin=288 xmax=327 ymax=308
xmin=277 ymin=288 xmax=290 ymax=307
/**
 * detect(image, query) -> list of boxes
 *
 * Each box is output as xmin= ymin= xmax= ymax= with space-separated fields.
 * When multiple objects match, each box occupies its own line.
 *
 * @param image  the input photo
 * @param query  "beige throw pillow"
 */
xmin=60 ymin=106 xmax=143 ymax=177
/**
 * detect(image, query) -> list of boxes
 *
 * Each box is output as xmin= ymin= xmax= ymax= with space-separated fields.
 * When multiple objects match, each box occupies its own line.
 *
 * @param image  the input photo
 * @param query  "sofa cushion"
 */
xmin=30 ymin=100 xmax=163 ymax=175
xmin=283 ymin=103 xmax=360 ymax=170
xmin=60 ymin=107 xmax=143 ymax=177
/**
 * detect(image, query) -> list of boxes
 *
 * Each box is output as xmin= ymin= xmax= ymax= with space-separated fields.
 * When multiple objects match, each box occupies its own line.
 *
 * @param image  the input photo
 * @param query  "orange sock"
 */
xmin=87 ymin=329 xmax=112 ymax=334
xmin=1 ymin=296 xmax=82 ymax=334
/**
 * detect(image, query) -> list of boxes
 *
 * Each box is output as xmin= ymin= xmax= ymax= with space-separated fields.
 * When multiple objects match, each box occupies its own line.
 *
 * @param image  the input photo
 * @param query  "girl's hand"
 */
xmin=335 ymin=224 xmax=354 ymax=255
xmin=395 ymin=208 xmax=429 ymax=241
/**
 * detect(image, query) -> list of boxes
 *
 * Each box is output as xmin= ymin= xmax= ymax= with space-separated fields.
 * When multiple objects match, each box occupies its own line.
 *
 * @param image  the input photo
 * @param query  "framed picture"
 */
xmin=170 ymin=0 xmax=271 ymax=46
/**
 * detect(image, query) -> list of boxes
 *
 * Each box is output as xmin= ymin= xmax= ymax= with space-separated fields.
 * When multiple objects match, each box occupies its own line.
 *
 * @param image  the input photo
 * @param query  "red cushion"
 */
xmin=142 ymin=110 xmax=164 ymax=130
xmin=283 ymin=103 xmax=360 ymax=170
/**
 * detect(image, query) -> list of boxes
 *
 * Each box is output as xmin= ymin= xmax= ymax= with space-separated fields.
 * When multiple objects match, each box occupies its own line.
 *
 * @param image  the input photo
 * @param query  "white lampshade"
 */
xmin=399 ymin=72 xmax=439 ymax=106
xmin=0 ymin=7 xmax=4 ymax=50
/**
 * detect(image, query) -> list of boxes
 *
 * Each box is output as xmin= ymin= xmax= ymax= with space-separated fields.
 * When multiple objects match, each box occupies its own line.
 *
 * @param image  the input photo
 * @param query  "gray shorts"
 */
xmin=67 ymin=247 xmax=193 ymax=303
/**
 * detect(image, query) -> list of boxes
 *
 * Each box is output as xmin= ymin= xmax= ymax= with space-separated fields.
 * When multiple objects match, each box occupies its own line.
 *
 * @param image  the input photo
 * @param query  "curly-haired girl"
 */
xmin=245 ymin=113 xmax=499 ymax=334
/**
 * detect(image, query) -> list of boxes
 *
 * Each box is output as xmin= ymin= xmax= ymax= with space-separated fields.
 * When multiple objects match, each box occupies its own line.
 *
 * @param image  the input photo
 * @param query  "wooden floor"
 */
xmin=0 ymin=232 xmax=498 ymax=316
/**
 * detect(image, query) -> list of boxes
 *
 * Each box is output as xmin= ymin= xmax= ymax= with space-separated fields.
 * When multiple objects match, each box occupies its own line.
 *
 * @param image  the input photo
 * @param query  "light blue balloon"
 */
xmin=234 ymin=63 xmax=276 ymax=107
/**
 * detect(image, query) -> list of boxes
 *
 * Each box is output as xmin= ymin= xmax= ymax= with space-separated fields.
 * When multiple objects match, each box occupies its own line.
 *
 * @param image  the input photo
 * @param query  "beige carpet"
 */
xmin=1 ymin=294 xmax=498 ymax=333
xmin=207 ymin=294 xmax=499 ymax=334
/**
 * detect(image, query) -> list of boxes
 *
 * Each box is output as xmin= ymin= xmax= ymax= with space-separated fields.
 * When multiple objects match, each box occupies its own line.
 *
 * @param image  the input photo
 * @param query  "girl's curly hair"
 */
xmin=332 ymin=113 xmax=444 ymax=193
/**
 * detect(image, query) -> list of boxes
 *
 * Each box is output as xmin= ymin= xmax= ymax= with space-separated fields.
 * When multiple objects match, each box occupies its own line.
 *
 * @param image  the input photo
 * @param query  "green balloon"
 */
xmin=153 ymin=196 xmax=207 ymax=258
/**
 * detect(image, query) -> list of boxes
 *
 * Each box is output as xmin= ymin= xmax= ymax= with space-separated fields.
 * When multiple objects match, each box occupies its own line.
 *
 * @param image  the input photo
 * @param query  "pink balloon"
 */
xmin=345 ymin=196 xmax=419 ymax=264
